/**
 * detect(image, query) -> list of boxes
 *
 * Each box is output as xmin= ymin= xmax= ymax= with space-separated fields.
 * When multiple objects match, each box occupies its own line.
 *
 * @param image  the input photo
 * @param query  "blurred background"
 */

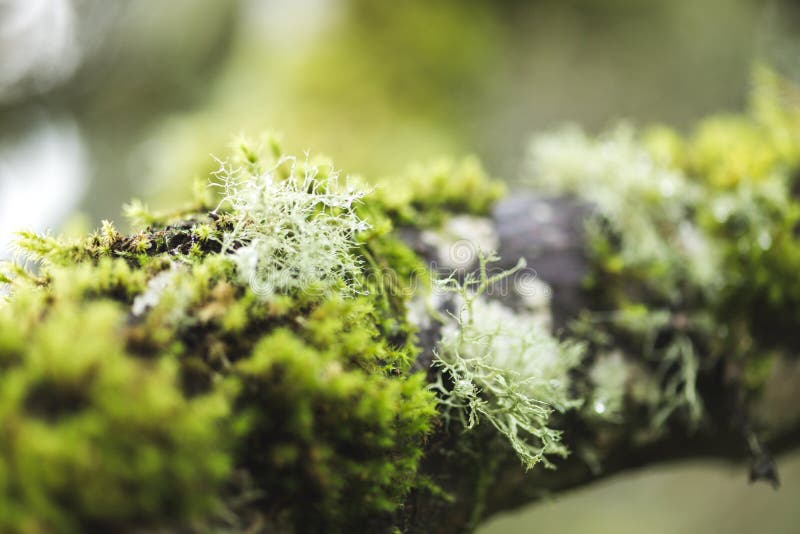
xmin=1 ymin=0 xmax=799 ymax=531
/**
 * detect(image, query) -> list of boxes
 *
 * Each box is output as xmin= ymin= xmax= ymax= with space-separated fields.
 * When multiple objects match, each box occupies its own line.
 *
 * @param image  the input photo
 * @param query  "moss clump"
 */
xmin=237 ymin=328 xmax=435 ymax=530
xmin=0 ymin=134 xmax=508 ymax=531
xmin=0 ymin=287 xmax=231 ymax=532
xmin=369 ymin=156 xmax=505 ymax=228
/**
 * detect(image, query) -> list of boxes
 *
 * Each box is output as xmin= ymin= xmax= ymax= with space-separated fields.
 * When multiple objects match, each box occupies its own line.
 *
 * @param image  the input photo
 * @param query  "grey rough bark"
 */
xmin=392 ymin=191 xmax=800 ymax=533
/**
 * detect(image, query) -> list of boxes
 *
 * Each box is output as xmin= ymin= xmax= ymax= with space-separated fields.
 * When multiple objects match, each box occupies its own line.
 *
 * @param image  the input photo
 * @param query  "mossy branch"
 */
xmin=2 ymin=72 xmax=800 ymax=533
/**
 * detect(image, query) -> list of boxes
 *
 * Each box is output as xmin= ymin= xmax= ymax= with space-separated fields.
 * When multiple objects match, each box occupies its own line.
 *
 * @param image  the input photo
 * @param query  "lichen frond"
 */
xmin=211 ymin=154 xmax=371 ymax=299
xmin=431 ymin=253 xmax=583 ymax=470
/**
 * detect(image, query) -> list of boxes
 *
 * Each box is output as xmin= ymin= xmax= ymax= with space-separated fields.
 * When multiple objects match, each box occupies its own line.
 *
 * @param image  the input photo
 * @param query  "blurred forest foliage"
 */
xmin=3 ymin=0 xmax=799 ymax=224
xmin=1 ymin=0 xmax=799 ymax=532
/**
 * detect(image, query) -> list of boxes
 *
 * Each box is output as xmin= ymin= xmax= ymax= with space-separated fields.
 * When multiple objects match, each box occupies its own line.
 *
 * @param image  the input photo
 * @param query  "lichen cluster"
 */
xmin=212 ymin=152 xmax=371 ymax=299
xmin=525 ymin=66 xmax=800 ymax=427
xmin=431 ymin=254 xmax=584 ymax=470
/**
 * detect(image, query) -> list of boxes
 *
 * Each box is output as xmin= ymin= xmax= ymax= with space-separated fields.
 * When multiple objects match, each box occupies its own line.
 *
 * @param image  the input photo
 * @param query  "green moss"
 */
xmin=0 ymin=137 xmax=462 ymax=531
xmin=370 ymin=156 xmax=505 ymax=228
xmin=660 ymin=68 xmax=800 ymax=346
xmin=236 ymin=328 xmax=435 ymax=531
xmin=0 ymin=297 xmax=231 ymax=532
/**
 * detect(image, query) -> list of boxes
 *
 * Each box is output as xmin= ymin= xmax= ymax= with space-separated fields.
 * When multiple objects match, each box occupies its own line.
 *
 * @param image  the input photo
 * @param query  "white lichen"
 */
xmin=525 ymin=124 xmax=722 ymax=295
xmin=431 ymin=253 xmax=583 ymax=470
xmin=131 ymin=265 xmax=192 ymax=323
xmin=132 ymin=268 xmax=177 ymax=317
xmin=212 ymin=154 xmax=370 ymax=299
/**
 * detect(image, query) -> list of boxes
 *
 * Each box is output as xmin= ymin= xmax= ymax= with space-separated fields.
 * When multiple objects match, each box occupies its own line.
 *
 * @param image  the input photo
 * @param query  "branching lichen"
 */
xmin=213 ymin=154 xmax=370 ymax=299
xmin=431 ymin=253 xmax=584 ymax=469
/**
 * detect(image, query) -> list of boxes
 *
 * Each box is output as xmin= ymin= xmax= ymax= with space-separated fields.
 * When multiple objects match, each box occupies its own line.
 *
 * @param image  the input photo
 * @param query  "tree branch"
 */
xmin=394 ymin=192 xmax=800 ymax=532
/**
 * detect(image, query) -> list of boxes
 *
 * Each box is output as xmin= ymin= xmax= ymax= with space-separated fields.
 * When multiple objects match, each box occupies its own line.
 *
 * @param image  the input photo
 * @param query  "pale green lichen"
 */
xmin=525 ymin=126 xmax=710 ymax=426
xmin=212 ymin=154 xmax=370 ymax=299
xmin=431 ymin=253 xmax=584 ymax=470
xmin=527 ymin=123 xmax=719 ymax=298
